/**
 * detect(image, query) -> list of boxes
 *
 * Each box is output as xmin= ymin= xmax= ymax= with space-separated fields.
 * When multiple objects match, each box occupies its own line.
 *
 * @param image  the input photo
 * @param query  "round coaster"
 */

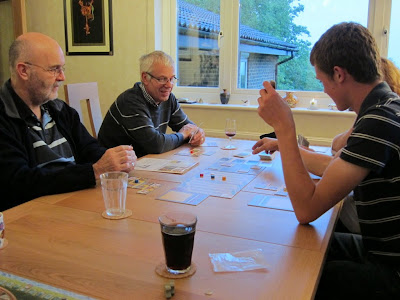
xmin=0 ymin=239 xmax=8 ymax=250
xmin=155 ymin=262 xmax=197 ymax=279
xmin=101 ymin=209 xmax=132 ymax=220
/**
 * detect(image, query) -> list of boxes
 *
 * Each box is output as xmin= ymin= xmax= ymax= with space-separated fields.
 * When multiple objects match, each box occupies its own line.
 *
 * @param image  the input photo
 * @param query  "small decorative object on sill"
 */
xmin=220 ymin=89 xmax=230 ymax=104
xmin=309 ymin=98 xmax=318 ymax=110
xmin=328 ymin=103 xmax=337 ymax=110
xmin=241 ymin=99 xmax=250 ymax=106
xmin=283 ymin=92 xmax=298 ymax=108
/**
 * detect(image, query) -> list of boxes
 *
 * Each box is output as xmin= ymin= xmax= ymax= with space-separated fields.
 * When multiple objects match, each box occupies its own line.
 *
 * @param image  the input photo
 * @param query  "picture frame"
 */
xmin=63 ymin=0 xmax=113 ymax=55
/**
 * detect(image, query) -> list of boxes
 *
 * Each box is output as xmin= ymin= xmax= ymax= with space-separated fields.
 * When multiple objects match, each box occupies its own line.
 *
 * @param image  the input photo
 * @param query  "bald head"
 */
xmin=9 ymin=32 xmax=63 ymax=75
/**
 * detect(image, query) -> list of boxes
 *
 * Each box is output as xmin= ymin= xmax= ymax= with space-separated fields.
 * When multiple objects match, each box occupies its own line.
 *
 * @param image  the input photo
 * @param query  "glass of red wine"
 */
xmin=224 ymin=119 xmax=237 ymax=150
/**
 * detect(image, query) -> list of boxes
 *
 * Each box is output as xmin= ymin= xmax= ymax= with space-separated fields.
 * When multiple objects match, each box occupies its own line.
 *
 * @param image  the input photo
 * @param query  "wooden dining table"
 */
xmin=0 ymin=137 xmax=340 ymax=299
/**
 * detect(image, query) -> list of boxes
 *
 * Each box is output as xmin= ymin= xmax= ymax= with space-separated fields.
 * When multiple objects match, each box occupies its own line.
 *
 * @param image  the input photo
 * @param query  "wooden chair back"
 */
xmin=64 ymin=82 xmax=102 ymax=138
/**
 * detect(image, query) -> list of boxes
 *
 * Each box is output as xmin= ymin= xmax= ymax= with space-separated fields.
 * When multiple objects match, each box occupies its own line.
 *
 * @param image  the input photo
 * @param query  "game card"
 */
xmin=202 ymin=142 xmax=218 ymax=147
xmin=157 ymin=189 xmax=208 ymax=205
xmin=202 ymin=150 xmax=217 ymax=156
xmin=248 ymin=194 xmax=293 ymax=211
xmin=234 ymin=152 xmax=251 ymax=158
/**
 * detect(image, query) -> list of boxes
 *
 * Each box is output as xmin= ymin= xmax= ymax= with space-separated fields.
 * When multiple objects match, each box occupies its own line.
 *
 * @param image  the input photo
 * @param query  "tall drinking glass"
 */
xmin=100 ymin=172 xmax=128 ymax=217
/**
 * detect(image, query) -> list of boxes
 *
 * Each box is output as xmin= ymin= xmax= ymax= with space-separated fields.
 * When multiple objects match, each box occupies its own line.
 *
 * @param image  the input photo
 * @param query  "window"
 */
xmin=388 ymin=0 xmax=400 ymax=68
xmin=176 ymin=0 xmax=220 ymax=87
xmin=159 ymin=0 xmax=394 ymax=102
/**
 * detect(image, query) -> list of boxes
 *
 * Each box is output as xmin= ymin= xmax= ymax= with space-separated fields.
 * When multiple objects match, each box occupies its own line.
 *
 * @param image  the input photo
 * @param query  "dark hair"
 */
xmin=310 ymin=22 xmax=381 ymax=83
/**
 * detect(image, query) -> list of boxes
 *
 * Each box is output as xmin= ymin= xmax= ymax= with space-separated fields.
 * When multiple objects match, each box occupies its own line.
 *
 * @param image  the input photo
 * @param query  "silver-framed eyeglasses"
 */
xmin=24 ymin=62 xmax=65 ymax=77
xmin=146 ymin=72 xmax=178 ymax=85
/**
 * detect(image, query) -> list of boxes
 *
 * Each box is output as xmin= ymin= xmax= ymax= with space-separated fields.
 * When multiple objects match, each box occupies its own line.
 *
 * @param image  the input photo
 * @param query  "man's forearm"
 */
xmin=300 ymin=148 xmax=333 ymax=177
xmin=276 ymin=128 xmax=317 ymax=224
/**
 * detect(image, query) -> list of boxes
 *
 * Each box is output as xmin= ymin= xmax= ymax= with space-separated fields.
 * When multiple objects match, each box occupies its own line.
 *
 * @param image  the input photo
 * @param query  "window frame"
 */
xmin=157 ymin=0 xmax=392 ymax=104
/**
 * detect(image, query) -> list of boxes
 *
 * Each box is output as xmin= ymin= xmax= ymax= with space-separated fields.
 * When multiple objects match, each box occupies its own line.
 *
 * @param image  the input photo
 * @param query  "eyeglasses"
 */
xmin=146 ymin=72 xmax=178 ymax=85
xmin=24 ymin=62 xmax=65 ymax=77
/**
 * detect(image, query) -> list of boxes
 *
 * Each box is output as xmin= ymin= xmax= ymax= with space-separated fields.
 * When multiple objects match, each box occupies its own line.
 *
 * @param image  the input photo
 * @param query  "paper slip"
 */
xmin=248 ymin=194 xmax=293 ymax=211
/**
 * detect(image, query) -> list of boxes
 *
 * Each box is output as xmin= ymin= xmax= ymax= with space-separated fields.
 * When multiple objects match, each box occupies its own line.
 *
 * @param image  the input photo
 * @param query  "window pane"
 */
xmin=388 ymin=1 xmax=400 ymax=69
xmin=238 ymin=0 xmax=368 ymax=91
xmin=177 ymin=0 xmax=220 ymax=87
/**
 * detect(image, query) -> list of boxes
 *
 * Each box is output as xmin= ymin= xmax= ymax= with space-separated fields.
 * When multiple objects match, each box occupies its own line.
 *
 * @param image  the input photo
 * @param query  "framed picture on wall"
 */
xmin=63 ymin=0 xmax=113 ymax=55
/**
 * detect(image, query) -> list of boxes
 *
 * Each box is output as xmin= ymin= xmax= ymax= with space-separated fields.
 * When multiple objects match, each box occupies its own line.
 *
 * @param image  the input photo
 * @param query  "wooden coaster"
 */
xmin=0 ymin=239 xmax=8 ymax=250
xmin=155 ymin=262 xmax=197 ymax=279
xmin=101 ymin=209 xmax=132 ymax=220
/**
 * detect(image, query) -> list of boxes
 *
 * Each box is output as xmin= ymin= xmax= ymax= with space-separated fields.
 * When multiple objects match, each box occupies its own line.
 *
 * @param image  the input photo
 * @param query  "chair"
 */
xmin=64 ymin=82 xmax=103 ymax=138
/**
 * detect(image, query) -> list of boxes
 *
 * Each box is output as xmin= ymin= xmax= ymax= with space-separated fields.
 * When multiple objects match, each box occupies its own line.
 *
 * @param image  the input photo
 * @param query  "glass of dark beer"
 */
xmin=159 ymin=211 xmax=197 ymax=274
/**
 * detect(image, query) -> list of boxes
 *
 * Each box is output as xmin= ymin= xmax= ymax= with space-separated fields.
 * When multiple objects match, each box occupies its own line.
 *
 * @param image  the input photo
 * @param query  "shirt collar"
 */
xmin=358 ymin=81 xmax=394 ymax=118
xmin=139 ymin=82 xmax=159 ymax=107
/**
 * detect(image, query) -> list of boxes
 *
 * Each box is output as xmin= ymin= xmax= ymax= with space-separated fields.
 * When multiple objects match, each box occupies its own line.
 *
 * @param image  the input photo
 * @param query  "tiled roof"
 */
xmin=178 ymin=0 xmax=297 ymax=51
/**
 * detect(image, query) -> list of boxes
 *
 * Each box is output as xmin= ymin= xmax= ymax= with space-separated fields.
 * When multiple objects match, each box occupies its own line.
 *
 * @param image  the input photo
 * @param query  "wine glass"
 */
xmin=224 ymin=119 xmax=237 ymax=150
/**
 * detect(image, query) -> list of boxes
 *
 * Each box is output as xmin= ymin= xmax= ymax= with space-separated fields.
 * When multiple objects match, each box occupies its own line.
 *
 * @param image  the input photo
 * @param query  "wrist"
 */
xmin=92 ymin=163 xmax=102 ymax=179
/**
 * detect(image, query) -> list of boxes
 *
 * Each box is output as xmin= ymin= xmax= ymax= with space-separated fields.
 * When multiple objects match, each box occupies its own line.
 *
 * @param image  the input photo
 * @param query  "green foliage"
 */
xmin=239 ymin=0 xmax=322 ymax=91
xmin=183 ymin=0 xmax=323 ymax=91
xmin=184 ymin=0 xmax=220 ymax=13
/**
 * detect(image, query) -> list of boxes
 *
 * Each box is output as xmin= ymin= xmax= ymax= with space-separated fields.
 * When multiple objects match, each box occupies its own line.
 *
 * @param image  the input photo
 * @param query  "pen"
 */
xmin=189 ymin=122 xmax=203 ymax=143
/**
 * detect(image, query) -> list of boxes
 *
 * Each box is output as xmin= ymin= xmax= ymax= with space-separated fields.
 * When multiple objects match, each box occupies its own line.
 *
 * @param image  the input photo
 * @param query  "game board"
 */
xmin=177 ymin=170 xmax=256 ymax=199
xmin=207 ymin=157 xmax=268 ymax=176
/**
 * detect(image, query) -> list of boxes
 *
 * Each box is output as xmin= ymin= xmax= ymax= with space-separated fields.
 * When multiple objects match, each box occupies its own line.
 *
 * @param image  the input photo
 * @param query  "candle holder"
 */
xmin=283 ymin=92 xmax=298 ymax=108
xmin=309 ymin=99 xmax=318 ymax=110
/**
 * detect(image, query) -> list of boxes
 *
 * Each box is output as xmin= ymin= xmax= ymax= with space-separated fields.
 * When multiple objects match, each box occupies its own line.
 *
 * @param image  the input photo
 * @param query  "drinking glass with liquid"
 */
xmin=159 ymin=211 xmax=197 ymax=274
xmin=100 ymin=172 xmax=128 ymax=217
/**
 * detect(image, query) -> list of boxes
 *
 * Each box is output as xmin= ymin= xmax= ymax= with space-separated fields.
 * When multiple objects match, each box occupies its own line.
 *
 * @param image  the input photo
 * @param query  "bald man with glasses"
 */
xmin=98 ymin=50 xmax=205 ymax=158
xmin=0 ymin=32 xmax=136 ymax=210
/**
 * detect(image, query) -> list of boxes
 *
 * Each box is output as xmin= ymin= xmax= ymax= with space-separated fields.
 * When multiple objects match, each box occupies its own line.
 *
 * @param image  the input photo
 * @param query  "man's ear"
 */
xmin=16 ymin=63 xmax=29 ymax=80
xmin=141 ymin=72 xmax=149 ymax=85
xmin=333 ymin=66 xmax=347 ymax=83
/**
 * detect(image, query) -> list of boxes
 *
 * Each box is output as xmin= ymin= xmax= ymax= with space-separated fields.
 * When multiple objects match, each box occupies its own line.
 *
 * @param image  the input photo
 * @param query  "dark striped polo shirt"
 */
xmin=13 ymin=94 xmax=76 ymax=170
xmin=341 ymin=81 xmax=400 ymax=265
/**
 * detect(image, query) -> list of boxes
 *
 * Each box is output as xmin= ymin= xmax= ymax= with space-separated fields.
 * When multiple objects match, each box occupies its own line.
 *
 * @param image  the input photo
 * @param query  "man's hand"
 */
xmin=179 ymin=124 xmax=198 ymax=139
xmin=179 ymin=124 xmax=206 ymax=146
xmin=93 ymin=145 xmax=137 ymax=179
xmin=252 ymin=137 xmax=279 ymax=154
xmin=189 ymin=127 xmax=205 ymax=146
xmin=257 ymin=81 xmax=295 ymax=133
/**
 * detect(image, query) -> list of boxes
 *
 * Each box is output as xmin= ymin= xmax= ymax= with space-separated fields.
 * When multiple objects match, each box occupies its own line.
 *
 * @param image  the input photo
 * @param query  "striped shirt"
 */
xmin=26 ymin=106 xmax=75 ymax=170
xmin=98 ymin=82 xmax=193 ymax=157
xmin=341 ymin=81 xmax=400 ymax=265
